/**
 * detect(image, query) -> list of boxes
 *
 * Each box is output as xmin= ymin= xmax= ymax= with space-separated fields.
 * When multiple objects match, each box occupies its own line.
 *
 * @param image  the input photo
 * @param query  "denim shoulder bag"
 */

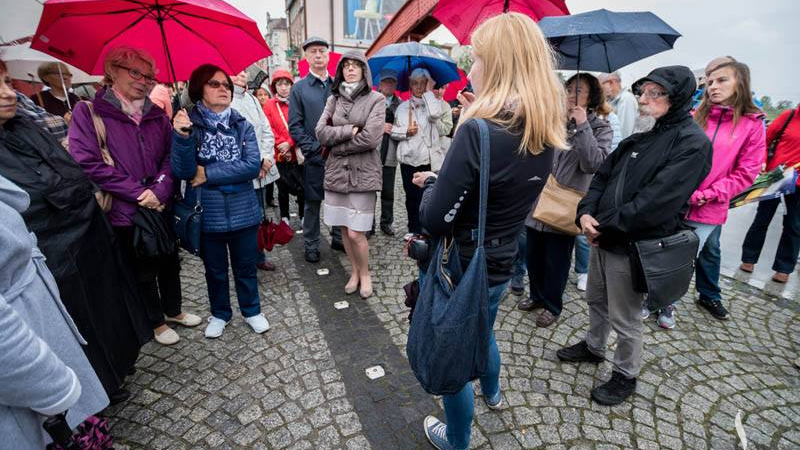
xmin=406 ymin=118 xmax=492 ymax=395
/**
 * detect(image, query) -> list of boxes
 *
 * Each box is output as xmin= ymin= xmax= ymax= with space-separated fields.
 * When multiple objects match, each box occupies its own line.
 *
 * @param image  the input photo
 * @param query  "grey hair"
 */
xmin=409 ymin=68 xmax=432 ymax=81
xmin=103 ymin=46 xmax=158 ymax=85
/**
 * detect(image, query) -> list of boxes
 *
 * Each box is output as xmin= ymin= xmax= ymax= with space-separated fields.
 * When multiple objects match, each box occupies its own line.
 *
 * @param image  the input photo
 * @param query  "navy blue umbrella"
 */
xmin=538 ymin=9 xmax=681 ymax=72
xmin=368 ymin=42 xmax=461 ymax=92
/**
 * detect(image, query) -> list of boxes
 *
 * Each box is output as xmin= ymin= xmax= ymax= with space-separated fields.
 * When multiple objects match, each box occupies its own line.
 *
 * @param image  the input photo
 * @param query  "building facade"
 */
xmin=265 ymin=13 xmax=291 ymax=74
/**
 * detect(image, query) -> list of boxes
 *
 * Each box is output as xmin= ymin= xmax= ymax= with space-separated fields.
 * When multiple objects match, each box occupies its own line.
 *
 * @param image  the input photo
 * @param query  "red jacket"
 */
xmin=766 ymin=107 xmax=800 ymax=185
xmin=263 ymin=98 xmax=297 ymax=163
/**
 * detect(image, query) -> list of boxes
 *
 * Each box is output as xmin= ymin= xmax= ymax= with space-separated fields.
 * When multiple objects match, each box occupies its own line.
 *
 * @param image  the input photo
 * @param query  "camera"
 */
xmin=405 ymin=234 xmax=430 ymax=262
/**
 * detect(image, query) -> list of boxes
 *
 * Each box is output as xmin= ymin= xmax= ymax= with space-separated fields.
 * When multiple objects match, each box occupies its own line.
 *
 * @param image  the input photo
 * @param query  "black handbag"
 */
xmin=173 ymin=186 xmax=203 ymax=256
xmin=614 ymin=153 xmax=700 ymax=311
xmin=276 ymin=162 xmax=304 ymax=196
xmin=132 ymin=207 xmax=177 ymax=258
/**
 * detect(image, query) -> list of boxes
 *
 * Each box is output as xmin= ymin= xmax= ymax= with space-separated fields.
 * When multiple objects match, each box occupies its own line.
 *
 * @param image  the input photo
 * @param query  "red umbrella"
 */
xmin=297 ymin=51 xmax=342 ymax=78
xmin=433 ymin=0 xmax=570 ymax=44
xmin=442 ymin=69 xmax=468 ymax=102
xmin=31 ymin=0 xmax=271 ymax=82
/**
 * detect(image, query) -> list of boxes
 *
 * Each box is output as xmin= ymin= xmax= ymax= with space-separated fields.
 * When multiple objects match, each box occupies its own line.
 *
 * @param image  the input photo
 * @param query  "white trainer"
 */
xmin=245 ymin=314 xmax=270 ymax=334
xmin=577 ymin=273 xmax=588 ymax=292
xmin=204 ymin=317 xmax=228 ymax=339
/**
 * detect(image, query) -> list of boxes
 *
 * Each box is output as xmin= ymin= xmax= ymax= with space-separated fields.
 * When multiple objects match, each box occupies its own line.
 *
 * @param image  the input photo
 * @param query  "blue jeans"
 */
xmin=696 ymin=225 xmax=722 ymax=302
xmin=510 ymin=230 xmax=527 ymax=289
xmin=202 ymin=225 xmax=261 ymax=321
xmin=441 ymin=281 xmax=509 ymax=450
xmin=574 ymin=234 xmax=590 ymax=275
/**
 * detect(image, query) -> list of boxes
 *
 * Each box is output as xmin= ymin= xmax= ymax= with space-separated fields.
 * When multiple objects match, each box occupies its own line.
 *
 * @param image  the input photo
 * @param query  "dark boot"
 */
xmin=591 ymin=371 xmax=637 ymax=406
xmin=557 ymin=341 xmax=604 ymax=363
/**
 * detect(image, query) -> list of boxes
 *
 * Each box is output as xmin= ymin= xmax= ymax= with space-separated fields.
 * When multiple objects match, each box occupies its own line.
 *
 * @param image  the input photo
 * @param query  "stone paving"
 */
xmin=107 ymin=181 xmax=800 ymax=450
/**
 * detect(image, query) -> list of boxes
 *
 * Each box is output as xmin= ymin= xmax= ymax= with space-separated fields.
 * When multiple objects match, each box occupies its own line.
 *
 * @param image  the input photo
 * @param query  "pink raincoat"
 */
xmin=686 ymin=105 xmax=765 ymax=225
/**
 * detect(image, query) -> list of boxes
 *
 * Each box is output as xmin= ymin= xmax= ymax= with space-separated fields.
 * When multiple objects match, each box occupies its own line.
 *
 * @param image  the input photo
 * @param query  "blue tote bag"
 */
xmin=406 ymin=118 xmax=492 ymax=395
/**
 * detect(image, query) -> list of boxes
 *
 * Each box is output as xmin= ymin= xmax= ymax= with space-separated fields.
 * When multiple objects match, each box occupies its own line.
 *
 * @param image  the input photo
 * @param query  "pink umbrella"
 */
xmin=297 ymin=51 xmax=342 ymax=78
xmin=433 ymin=0 xmax=570 ymax=44
xmin=31 ymin=0 xmax=271 ymax=82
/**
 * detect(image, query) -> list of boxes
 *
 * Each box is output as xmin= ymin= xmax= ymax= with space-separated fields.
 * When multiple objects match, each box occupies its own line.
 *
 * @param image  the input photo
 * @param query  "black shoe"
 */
xmin=509 ymin=284 xmax=525 ymax=296
xmin=557 ymin=341 xmax=605 ymax=363
xmin=696 ymin=297 xmax=729 ymax=320
xmin=365 ymin=230 xmax=373 ymax=240
xmin=380 ymin=224 xmax=395 ymax=236
xmin=109 ymin=388 xmax=131 ymax=406
xmin=305 ymin=249 xmax=320 ymax=263
xmin=591 ymin=371 xmax=636 ymax=406
xmin=127 ymin=366 xmax=137 ymax=376
xmin=516 ymin=297 xmax=544 ymax=311
xmin=330 ymin=240 xmax=345 ymax=252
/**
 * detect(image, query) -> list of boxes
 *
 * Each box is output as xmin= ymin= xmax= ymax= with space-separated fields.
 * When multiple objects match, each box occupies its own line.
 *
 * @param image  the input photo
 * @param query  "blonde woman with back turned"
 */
xmin=411 ymin=13 xmax=567 ymax=450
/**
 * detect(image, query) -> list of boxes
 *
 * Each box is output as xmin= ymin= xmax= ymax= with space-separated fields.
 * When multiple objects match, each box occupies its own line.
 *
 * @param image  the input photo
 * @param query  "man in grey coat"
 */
xmin=0 ymin=174 xmax=108 ymax=450
xmin=289 ymin=36 xmax=342 ymax=262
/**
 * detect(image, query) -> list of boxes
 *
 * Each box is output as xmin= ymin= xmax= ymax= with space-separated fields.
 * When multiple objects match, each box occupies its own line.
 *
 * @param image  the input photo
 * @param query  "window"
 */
xmin=343 ymin=0 xmax=406 ymax=42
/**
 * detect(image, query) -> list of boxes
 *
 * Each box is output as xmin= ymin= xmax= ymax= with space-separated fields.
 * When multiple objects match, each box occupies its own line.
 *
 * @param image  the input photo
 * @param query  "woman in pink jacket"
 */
xmin=657 ymin=60 xmax=765 ymax=328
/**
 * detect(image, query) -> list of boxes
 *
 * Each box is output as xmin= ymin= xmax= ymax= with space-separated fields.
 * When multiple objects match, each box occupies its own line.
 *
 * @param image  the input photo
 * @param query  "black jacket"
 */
xmin=577 ymin=66 xmax=713 ymax=254
xmin=420 ymin=119 xmax=554 ymax=285
xmin=288 ymin=73 xmax=332 ymax=201
xmin=380 ymin=94 xmax=401 ymax=163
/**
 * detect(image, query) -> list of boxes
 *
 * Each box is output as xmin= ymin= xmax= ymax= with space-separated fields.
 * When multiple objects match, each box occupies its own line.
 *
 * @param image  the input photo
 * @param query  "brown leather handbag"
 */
xmin=532 ymin=174 xmax=584 ymax=235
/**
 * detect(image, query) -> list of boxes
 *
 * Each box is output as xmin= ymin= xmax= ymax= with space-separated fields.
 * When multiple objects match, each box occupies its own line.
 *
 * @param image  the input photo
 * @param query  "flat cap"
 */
xmin=302 ymin=36 xmax=330 ymax=50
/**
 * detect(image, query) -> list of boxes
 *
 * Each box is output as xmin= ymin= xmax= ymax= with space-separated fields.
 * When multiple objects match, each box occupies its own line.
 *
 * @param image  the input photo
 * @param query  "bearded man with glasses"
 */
xmin=556 ymin=66 xmax=713 ymax=406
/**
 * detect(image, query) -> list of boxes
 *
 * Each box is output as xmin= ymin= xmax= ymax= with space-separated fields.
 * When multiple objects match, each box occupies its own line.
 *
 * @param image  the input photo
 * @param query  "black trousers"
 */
xmin=276 ymin=178 xmax=305 ymax=220
xmin=400 ymin=163 xmax=430 ymax=234
xmin=526 ymin=228 xmax=575 ymax=316
xmin=380 ymin=165 xmax=397 ymax=227
xmin=114 ymin=226 xmax=183 ymax=328
xmin=742 ymin=192 xmax=800 ymax=273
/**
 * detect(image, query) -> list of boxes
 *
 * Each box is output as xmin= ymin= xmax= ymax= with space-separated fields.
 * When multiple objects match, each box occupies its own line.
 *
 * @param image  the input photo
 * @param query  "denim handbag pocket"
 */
xmin=406 ymin=119 xmax=492 ymax=395
xmin=173 ymin=186 xmax=203 ymax=256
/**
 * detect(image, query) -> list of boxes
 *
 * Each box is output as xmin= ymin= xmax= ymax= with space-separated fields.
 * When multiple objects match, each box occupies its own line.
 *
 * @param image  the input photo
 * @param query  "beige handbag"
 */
xmin=82 ymin=101 xmax=114 ymax=213
xmin=532 ymin=174 xmax=585 ymax=235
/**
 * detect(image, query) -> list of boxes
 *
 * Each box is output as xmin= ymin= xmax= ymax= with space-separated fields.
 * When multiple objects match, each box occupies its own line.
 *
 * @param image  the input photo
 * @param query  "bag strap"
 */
xmin=768 ymin=108 xmax=796 ymax=162
xmin=275 ymin=100 xmax=290 ymax=133
xmin=82 ymin=101 xmax=115 ymax=167
xmin=472 ymin=119 xmax=491 ymax=247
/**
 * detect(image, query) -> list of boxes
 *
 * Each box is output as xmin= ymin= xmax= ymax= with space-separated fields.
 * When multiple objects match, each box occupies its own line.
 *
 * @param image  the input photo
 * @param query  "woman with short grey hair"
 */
xmin=391 ymin=68 xmax=444 ymax=235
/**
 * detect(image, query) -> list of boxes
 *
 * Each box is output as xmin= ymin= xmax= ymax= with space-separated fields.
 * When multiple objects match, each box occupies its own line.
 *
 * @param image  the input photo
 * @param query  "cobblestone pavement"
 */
xmin=108 ymin=180 xmax=800 ymax=450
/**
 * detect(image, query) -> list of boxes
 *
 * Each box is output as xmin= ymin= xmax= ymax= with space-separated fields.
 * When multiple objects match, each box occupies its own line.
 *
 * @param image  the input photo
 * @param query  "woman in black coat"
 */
xmin=0 ymin=60 xmax=150 ymax=405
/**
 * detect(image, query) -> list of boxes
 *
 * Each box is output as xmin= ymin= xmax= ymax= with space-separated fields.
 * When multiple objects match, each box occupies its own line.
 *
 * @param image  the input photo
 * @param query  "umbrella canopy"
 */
xmin=538 ymin=9 xmax=681 ymax=73
xmin=433 ymin=0 xmax=570 ymax=45
xmin=297 ymin=51 xmax=343 ymax=79
xmin=31 ymin=0 xmax=272 ymax=82
xmin=0 ymin=41 xmax=99 ymax=84
xmin=368 ymin=42 xmax=460 ymax=92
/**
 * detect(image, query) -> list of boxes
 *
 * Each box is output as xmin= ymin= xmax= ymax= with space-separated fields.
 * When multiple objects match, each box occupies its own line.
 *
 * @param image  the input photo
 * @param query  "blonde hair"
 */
xmin=103 ymin=46 xmax=158 ymax=85
xmin=461 ymin=13 xmax=567 ymax=154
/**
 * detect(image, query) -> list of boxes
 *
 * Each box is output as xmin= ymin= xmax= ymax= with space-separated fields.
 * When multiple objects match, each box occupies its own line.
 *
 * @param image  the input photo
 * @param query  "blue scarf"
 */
xmin=196 ymin=102 xmax=240 ymax=162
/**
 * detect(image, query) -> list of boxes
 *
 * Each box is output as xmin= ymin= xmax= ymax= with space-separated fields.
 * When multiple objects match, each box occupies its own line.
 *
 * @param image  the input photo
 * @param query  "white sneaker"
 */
xmin=204 ymin=317 xmax=228 ymax=339
xmin=245 ymin=314 xmax=270 ymax=334
xmin=577 ymin=273 xmax=588 ymax=292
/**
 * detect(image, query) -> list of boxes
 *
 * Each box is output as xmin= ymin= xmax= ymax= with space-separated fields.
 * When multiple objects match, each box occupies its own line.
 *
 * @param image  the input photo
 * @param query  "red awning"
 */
xmin=366 ymin=0 xmax=440 ymax=57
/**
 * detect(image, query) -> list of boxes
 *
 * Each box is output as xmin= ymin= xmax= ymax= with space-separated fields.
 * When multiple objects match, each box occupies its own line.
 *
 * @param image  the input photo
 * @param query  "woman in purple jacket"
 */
xmin=69 ymin=47 xmax=201 ymax=348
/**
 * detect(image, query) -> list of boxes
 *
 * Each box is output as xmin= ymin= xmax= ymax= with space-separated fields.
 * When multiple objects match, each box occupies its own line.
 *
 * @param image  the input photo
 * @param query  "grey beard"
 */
xmin=633 ymin=114 xmax=657 ymax=133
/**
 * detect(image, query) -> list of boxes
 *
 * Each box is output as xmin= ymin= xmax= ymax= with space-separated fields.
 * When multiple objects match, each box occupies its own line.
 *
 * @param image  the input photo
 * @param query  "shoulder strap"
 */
xmin=768 ymin=108 xmax=796 ymax=161
xmin=275 ymin=101 xmax=290 ymax=131
xmin=473 ymin=119 xmax=491 ymax=247
xmin=81 ymin=101 xmax=115 ymax=167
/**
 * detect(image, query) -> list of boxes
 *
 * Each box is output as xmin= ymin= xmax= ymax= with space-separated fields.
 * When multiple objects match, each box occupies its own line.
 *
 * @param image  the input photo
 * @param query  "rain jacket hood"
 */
xmin=331 ymin=51 xmax=373 ymax=98
xmin=633 ymin=65 xmax=697 ymax=129
xmin=270 ymin=69 xmax=293 ymax=95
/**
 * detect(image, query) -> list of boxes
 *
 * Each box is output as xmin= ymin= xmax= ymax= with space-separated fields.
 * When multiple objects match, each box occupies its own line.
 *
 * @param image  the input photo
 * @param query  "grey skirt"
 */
xmin=323 ymin=191 xmax=376 ymax=232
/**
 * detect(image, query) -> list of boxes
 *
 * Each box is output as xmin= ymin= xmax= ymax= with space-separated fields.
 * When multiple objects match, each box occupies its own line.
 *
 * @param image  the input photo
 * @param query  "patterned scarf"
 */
xmin=111 ymin=87 xmax=145 ymax=125
xmin=196 ymin=102 xmax=239 ymax=162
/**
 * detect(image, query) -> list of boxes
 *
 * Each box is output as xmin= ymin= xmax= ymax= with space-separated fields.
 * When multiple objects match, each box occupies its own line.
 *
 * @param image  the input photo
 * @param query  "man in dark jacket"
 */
xmin=288 ymin=36 xmax=341 ymax=262
xmin=557 ymin=66 xmax=713 ymax=406
xmin=376 ymin=69 xmax=401 ymax=236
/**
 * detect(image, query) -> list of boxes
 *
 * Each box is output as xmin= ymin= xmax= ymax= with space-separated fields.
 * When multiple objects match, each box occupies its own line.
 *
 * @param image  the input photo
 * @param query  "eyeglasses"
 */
xmin=637 ymin=89 xmax=669 ymax=100
xmin=206 ymin=80 xmax=231 ymax=89
xmin=342 ymin=61 xmax=361 ymax=70
xmin=115 ymin=65 xmax=156 ymax=84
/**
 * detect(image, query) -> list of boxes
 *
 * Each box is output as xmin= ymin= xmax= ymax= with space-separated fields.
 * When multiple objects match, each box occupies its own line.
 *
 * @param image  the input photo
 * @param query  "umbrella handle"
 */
xmin=56 ymin=63 xmax=71 ymax=110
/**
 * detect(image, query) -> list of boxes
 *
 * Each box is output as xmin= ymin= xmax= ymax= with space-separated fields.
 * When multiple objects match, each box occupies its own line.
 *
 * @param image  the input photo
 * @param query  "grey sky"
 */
xmin=6 ymin=0 xmax=796 ymax=102
xmin=243 ymin=0 xmax=800 ymax=103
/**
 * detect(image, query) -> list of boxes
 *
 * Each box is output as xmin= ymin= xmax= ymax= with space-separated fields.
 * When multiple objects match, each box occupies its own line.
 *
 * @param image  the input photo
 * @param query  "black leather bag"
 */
xmin=132 ymin=207 xmax=177 ymax=258
xmin=173 ymin=186 xmax=203 ymax=256
xmin=614 ymin=155 xmax=700 ymax=311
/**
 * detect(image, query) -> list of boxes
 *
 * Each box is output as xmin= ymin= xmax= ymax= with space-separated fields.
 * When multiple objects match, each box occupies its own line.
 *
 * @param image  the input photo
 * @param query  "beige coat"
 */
xmin=315 ymin=51 xmax=385 ymax=194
